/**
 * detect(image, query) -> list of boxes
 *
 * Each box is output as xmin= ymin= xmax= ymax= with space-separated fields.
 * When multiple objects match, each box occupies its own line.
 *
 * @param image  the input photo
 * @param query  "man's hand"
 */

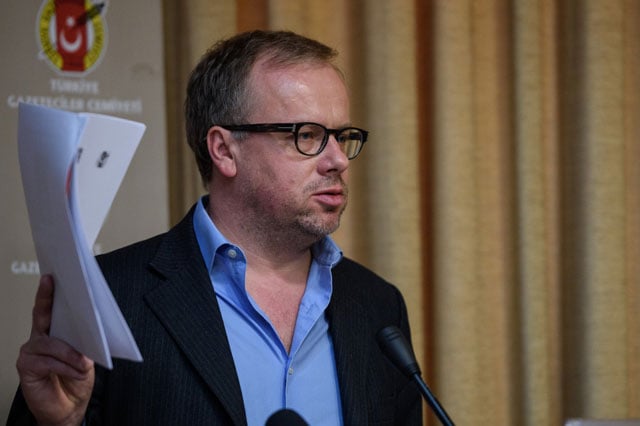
xmin=16 ymin=275 xmax=95 ymax=426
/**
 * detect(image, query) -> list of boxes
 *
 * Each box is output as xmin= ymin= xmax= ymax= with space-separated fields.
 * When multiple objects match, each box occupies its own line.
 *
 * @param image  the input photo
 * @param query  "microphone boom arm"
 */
xmin=377 ymin=326 xmax=455 ymax=426
xmin=411 ymin=372 xmax=454 ymax=426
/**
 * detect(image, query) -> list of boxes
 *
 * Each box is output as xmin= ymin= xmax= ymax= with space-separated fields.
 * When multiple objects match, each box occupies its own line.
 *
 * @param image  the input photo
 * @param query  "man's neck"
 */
xmin=207 ymin=194 xmax=313 ymax=352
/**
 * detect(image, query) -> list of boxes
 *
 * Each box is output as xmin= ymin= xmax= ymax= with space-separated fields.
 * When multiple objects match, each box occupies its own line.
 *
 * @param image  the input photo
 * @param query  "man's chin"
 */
xmin=299 ymin=214 xmax=342 ymax=239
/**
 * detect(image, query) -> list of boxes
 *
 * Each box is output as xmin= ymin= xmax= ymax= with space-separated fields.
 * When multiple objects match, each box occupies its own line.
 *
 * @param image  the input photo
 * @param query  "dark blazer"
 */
xmin=8 ymin=205 xmax=421 ymax=425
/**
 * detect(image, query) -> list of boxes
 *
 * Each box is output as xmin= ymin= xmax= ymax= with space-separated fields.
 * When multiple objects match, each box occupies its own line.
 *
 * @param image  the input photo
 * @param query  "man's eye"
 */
xmin=299 ymin=131 xmax=314 ymax=140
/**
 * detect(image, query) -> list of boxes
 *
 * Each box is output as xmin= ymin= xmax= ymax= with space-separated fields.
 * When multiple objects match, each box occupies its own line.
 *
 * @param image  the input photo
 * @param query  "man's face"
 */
xmin=232 ymin=59 xmax=351 ymax=244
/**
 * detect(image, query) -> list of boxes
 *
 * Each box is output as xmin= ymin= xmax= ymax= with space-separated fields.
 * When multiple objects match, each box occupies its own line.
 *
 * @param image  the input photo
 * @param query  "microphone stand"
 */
xmin=376 ymin=326 xmax=455 ymax=426
xmin=411 ymin=372 xmax=454 ymax=426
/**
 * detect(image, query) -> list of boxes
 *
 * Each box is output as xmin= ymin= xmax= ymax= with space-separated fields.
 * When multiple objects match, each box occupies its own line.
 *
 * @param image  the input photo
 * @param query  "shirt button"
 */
xmin=288 ymin=367 xmax=294 ymax=375
xmin=227 ymin=248 xmax=237 ymax=259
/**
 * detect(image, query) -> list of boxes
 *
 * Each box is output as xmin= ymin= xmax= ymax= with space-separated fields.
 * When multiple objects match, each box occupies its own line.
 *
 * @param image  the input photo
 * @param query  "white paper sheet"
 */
xmin=17 ymin=102 xmax=144 ymax=369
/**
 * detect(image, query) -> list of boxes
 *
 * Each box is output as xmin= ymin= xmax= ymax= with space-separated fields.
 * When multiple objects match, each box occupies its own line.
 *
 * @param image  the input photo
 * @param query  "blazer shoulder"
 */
xmin=97 ymin=233 xmax=165 ymax=265
xmin=331 ymin=257 xmax=408 ymax=315
xmin=96 ymin=203 xmax=199 ymax=278
xmin=332 ymin=257 xmax=398 ymax=293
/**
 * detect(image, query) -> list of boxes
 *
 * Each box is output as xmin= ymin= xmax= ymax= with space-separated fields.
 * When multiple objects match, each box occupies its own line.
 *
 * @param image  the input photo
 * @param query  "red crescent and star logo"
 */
xmin=37 ymin=0 xmax=107 ymax=75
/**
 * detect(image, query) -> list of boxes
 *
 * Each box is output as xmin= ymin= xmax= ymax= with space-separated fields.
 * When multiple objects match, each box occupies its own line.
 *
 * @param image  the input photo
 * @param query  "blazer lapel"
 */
xmin=144 ymin=208 xmax=247 ymax=426
xmin=328 ymin=264 xmax=371 ymax=426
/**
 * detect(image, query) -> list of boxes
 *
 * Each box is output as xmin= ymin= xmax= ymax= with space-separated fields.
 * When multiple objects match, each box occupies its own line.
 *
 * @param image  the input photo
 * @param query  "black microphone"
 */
xmin=265 ymin=408 xmax=309 ymax=426
xmin=377 ymin=325 xmax=455 ymax=426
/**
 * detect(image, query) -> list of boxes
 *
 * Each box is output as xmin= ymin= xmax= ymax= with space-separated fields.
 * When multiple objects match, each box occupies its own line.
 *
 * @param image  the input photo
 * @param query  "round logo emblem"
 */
xmin=37 ymin=0 xmax=107 ymax=76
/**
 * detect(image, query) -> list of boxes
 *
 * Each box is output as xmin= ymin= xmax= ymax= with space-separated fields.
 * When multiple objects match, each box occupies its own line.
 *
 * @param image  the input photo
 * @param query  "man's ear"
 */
xmin=207 ymin=126 xmax=237 ymax=177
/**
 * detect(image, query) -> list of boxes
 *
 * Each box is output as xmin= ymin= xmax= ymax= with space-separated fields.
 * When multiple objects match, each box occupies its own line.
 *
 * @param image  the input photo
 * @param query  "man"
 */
xmin=9 ymin=30 xmax=421 ymax=425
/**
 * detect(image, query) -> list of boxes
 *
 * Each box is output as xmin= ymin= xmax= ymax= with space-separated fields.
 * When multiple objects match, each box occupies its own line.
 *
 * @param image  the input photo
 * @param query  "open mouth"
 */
xmin=312 ymin=187 xmax=345 ymax=208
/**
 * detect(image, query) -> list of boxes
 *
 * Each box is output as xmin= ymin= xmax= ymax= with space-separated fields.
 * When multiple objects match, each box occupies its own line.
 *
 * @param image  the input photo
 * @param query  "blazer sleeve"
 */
xmin=6 ymin=387 xmax=37 ymax=426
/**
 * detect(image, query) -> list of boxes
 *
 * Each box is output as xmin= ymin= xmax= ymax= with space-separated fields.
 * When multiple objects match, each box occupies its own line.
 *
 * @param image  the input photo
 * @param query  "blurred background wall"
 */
xmin=1 ymin=0 xmax=168 ymax=420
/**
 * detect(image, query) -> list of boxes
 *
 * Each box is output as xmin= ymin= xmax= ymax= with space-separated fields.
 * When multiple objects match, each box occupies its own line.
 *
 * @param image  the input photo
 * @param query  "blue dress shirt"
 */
xmin=193 ymin=197 xmax=344 ymax=426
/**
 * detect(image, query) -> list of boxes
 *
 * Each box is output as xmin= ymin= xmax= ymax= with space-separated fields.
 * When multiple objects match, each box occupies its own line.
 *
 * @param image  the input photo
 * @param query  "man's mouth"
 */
xmin=312 ymin=187 xmax=346 ymax=208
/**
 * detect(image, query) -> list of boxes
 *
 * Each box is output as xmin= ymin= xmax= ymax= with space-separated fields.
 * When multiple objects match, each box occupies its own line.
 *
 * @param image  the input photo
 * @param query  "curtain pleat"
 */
xmin=580 ymin=0 xmax=628 ymax=417
xmin=512 ymin=0 xmax=562 ymax=424
xmin=623 ymin=1 xmax=640 ymax=417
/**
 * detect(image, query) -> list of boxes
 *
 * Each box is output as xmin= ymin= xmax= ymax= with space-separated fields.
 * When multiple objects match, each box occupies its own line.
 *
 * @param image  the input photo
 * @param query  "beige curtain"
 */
xmin=163 ymin=0 xmax=640 ymax=424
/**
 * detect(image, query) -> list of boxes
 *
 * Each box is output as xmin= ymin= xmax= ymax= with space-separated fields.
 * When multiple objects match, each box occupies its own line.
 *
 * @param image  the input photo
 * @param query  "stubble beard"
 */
xmin=295 ymin=198 xmax=347 ymax=240
xmin=293 ymin=177 xmax=348 ymax=242
xmin=241 ymin=177 xmax=348 ymax=250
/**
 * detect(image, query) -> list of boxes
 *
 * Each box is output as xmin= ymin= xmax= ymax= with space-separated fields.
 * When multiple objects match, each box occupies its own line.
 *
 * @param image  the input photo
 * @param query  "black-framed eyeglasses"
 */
xmin=217 ymin=122 xmax=368 ymax=160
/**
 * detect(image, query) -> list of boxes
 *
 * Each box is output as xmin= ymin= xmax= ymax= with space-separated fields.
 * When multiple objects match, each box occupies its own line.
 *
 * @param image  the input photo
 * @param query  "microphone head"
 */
xmin=265 ymin=408 xmax=309 ymax=426
xmin=376 ymin=325 xmax=421 ymax=378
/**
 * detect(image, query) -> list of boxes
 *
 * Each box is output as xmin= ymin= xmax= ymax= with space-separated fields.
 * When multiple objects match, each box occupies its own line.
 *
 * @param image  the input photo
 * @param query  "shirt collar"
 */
xmin=193 ymin=196 xmax=343 ymax=270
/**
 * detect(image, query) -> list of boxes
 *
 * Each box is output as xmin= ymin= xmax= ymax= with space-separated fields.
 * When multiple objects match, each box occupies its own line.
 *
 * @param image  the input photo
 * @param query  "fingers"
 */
xmin=31 ymin=275 xmax=55 ymax=338
xmin=17 ymin=274 xmax=95 ymax=425
xmin=23 ymin=275 xmax=94 ymax=378
xmin=18 ymin=336 xmax=94 ymax=380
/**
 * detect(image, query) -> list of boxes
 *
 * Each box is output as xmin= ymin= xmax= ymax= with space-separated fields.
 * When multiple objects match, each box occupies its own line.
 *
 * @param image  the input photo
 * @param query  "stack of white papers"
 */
xmin=18 ymin=103 xmax=144 ymax=369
